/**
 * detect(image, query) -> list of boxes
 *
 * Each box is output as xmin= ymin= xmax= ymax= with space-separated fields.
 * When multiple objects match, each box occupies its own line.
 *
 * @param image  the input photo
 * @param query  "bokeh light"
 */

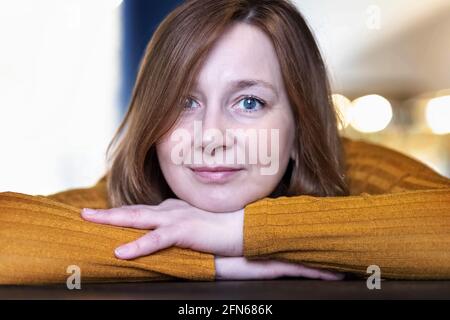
xmin=425 ymin=95 xmax=450 ymax=135
xmin=332 ymin=93 xmax=352 ymax=130
xmin=350 ymin=94 xmax=393 ymax=133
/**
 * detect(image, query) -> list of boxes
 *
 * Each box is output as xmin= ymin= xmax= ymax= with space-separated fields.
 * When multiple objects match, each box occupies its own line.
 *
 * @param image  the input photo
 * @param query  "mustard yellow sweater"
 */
xmin=1 ymin=137 xmax=449 ymax=284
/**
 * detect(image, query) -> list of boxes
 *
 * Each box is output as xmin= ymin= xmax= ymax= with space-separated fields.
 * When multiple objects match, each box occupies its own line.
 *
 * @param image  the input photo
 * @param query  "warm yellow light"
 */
xmin=332 ymin=94 xmax=352 ymax=130
xmin=350 ymin=94 xmax=392 ymax=133
xmin=426 ymin=96 xmax=450 ymax=135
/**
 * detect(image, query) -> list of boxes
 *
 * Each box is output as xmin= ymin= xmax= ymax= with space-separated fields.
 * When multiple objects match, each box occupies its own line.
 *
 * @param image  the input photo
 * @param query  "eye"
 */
xmin=183 ymin=97 xmax=200 ymax=111
xmin=235 ymin=96 xmax=266 ymax=113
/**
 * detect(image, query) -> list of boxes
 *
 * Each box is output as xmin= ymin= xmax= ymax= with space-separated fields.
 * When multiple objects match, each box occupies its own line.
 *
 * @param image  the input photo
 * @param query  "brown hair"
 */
xmin=106 ymin=0 xmax=349 ymax=207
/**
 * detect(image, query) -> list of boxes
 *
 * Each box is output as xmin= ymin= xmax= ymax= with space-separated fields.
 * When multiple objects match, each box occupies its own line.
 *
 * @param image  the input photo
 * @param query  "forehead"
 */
xmin=195 ymin=22 xmax=283 ymax=89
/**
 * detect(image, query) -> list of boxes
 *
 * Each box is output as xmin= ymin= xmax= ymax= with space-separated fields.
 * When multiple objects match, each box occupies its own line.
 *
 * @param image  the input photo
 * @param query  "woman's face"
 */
xmin=156 ymin=22 xmax=295 ymax=212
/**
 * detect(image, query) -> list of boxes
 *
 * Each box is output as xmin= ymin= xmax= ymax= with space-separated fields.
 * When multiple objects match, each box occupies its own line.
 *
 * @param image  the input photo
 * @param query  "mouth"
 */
xmin=188 ymin=166 xmax=244 ymax=184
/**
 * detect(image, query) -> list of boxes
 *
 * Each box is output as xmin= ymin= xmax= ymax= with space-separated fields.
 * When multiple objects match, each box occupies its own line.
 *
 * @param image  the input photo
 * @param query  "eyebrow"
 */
xmin=192 ymin=79 xmax=279 ymax=98
xmin=227 ymin=79 xmax=279 ymax=98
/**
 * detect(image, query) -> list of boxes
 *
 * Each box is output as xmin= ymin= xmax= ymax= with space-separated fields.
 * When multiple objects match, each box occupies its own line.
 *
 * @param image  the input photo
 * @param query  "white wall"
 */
xmin=0 ymin=0 xmax=122 ymax=195
xmin=292 ymin=0 xmax=450 ymax=95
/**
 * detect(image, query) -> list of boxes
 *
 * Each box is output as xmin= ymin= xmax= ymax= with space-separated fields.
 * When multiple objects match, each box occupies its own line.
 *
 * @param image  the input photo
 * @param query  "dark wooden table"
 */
xmin=2 ymin=279 xmax=450 ymax=299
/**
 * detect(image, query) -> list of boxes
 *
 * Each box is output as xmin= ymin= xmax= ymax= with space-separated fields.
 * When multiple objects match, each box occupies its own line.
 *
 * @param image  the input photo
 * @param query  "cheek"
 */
xmin=156 ymin=141 xmax=171 ymax=171
xmin=156 ymin=138 xmax=186 ymax=186
xmin=257 ymin=112 xmax=295 ymax=171
xmin=156 ymin=139 xmax=191 ymax=201
xmin=278 ymin=125 xmax=295 ymax=161
xmin=276 ymin=107 xmax=296 ymax=162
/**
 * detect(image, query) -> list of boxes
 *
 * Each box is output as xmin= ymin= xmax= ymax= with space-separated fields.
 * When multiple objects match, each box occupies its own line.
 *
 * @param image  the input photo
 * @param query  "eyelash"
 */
xmin=183 ymin=95 xmax=267 ymax=113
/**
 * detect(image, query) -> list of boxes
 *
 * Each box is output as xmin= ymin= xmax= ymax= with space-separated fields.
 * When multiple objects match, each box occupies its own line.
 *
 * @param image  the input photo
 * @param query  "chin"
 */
xmin=188 ymin=196 xmax=248 ymax=213
xmin=193 ymin=200 xmax=244 ymax=213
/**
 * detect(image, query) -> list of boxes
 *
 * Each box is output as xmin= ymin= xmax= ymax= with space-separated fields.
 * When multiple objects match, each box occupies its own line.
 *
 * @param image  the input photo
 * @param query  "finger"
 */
xmin=215 ymin=257 xmax=285 ymax=280
xmin=279 ymin=262 xmax=345 ymax=281
xmin=80 ymin=205 xmax=166 ymax=229
xmin=114 ymin=226 xmax=178 ymax=259
xmin=239 ymin=259 xmax=344 ymax=280
xmin=215 ymin=257 xmax=345 ymax=281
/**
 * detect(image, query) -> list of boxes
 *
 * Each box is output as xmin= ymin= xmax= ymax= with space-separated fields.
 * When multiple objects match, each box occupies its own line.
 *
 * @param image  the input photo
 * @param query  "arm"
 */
xmin=243 ymin=137 xmax=450 ymax=280
xmin=0 ymin=190 xmax=215 ymax=285
xmin=0 ymin=176 xmax=344 ymax=284
xmin=1 ymin=189 xmax=343 ymax=284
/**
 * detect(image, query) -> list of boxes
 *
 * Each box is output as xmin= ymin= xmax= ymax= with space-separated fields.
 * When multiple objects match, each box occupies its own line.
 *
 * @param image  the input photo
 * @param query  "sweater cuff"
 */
xmin=243 ymin=198 xmax=272 ymax=256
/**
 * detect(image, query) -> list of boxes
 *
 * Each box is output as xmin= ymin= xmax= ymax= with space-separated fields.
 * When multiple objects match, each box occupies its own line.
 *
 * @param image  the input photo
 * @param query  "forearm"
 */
xmin=243 ymin=189 xmax=450 ymax=279
xmin=0 ymin=192 xmax=215 ymax=285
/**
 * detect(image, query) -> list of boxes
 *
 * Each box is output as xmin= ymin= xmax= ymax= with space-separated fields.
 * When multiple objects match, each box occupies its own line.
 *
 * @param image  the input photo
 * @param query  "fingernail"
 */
xmin=82 ymin=208 xmax=97 ymax=215
xmin=115 ymin=245 xmax=131 ymax=257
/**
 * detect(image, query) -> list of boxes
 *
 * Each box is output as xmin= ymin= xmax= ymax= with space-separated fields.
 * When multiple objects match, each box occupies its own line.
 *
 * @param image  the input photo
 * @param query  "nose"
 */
xmin=198 ymin=105 xmax=233 ymax=155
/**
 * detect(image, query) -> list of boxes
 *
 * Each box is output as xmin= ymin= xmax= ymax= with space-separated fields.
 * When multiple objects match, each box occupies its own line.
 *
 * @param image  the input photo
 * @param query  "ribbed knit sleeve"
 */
xmin=243 ymin=137 xmax=450 ymax=280
xmin=0 ymin=187 xmax=215 ymax=285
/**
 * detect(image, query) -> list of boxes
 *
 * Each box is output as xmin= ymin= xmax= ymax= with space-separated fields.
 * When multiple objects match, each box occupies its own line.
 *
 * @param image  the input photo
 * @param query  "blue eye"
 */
xmin=183 ymin=95 xmax=266 ymax=113
xmin=183 ymin=97 xmax=200 ymax=111
xmin=236 ymin=96 xmax=266 ymax=113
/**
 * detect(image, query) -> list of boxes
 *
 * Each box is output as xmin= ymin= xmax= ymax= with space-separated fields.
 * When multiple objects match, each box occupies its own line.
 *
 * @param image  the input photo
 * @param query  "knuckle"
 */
xmin=128 ymin=207 xmax=142 ymax=224
xmin=161 ymin=198 xmax=175 ymax=205
xmin=161 ymin=198 xmax=184 ymax=207
xmin=149 ymin=231 xmax=162 ymax=247
xmin=164 ymin=208 xmax=185 ymax=222
xmin=133 ymin=240 xmax=142 ymax=252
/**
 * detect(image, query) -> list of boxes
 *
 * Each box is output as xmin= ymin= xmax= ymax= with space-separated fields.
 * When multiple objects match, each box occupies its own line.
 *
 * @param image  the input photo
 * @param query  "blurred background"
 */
xmin=0 ymin=0 xmax=448 ymax=195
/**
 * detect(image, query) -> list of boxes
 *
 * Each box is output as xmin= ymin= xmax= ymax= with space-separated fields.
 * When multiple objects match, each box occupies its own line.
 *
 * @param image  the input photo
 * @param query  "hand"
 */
xmin=214 ymin=256 xmax=345 ymax=281
xmin=80 ymin=199 xmax=244 ymax=260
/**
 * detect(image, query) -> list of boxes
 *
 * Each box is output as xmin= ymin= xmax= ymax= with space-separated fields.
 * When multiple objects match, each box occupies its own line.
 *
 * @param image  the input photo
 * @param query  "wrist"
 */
xmin=226 ymin=208 xmax=244 ymax=256
xmin=214 ymin=256 xmax=224 ymax=280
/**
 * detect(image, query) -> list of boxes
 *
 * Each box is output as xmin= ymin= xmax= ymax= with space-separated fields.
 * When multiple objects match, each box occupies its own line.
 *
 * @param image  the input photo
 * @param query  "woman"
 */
xmin=1 ymin=0 xmax=449 ymax=284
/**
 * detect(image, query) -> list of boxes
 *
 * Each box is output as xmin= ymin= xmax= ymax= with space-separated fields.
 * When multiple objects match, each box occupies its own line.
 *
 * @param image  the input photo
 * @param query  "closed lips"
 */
xmin=189 ymin=167 xmax=243 ymax=172
xmin=188 ymin=166 xmax=244 ymax=183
